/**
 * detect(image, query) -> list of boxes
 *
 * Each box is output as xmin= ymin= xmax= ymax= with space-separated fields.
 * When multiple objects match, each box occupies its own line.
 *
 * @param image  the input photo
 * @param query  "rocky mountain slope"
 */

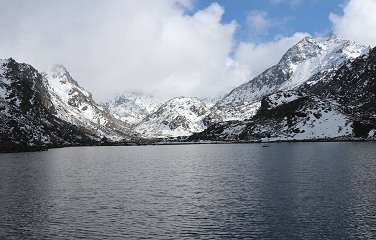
xmin=205 ymin=36 xmax=368 ymax=123
xmin=2 ymin=35 xmax=376 ymax=148
xmin=103 ymin=92 xmax=162 ymax=125
xmin=0 ymin=59 xmax=99 ymax=151
xmin=191 ymin=91 xmax=354 ymax=141
xmin=191 ymin=46 xmax=376 ymax=142
xmin=46 ymin=65 xmax=135 ymax=140
xmin=135 ymin=97 xmax=210 ymax=138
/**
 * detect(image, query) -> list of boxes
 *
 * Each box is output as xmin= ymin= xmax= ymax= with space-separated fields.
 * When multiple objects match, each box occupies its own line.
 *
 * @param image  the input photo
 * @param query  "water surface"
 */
xmin=1 ymin=143 xmax=376 ymax=239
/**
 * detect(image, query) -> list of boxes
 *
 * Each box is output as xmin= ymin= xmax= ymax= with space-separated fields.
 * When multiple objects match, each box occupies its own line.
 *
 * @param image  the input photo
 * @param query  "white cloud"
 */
xmin=235 ymin=32 xmax=310 ymax=78
xmin=0 ymin=0 xmax=307 ymax=100
xmin=330 ymin=0 xmax=376 ymax=47
xmin=0 ymin=0 xmax=243 ymax=100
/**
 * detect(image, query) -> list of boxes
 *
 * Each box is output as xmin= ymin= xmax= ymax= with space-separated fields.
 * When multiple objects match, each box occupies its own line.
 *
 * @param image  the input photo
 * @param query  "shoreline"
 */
xmin=1 ymin=138 xmax=375 ymax=153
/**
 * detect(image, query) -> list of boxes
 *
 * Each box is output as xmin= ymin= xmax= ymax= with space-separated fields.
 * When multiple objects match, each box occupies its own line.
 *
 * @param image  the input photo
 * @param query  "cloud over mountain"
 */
xmin=1 ymin=0 xmax=369 ymax=100
xmin=330 ymin=0 xmax=376 ymax=47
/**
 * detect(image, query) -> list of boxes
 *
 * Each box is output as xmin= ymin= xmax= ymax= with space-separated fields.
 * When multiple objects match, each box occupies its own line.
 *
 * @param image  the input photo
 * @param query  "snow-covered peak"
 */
xmin=50 ymin=65 xmax=80 ymax=87
xmin=279 ymin=36 xmax=368 ymax=89
xmin=135 ymin=97 xmax=210 ymax=138
xmin=152 ymin=97 xmax=210 ymax=123
xmin=51 ymin=64 xmax=69 ymax=76
xmin=279 ymin=36 xmax=323 ymax=65
xmin=208 ymin=35 xmax=369 ymax=123
xmin=0 ymin=58 xmax=102 ymax=149
xmin=45 ymin=65 xmax=132 ymax=140
xmin=47 ymin=64 xmax=92 ymax=102
xmin=104 ymin=91 xmax=163 ymax=125
xmin=162 ymin=96 xmax=205 ymax=108
xmin=280 ymin=35 xmax=367 ymax=69
xmin=115 ymin=92 xmax=161 ymax=114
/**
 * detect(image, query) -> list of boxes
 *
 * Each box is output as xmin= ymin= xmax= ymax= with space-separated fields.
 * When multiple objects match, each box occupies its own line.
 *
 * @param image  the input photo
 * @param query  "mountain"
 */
xmin=205 ymin=36 xmax=369 ymax=124
xmin=46 ymin=65 xmax=135 ymax=140
xmin=104 ymin=94 xmax=219 ymax=138
xmin=191 ymin=46 xmax=376 ymax=142
xmin=307 ymin=51 xmax=376 ymax=121
xmin=191 ymin=91 xmax=354 ymax=141
xmin=135 ymin=97 xmax=210 ymax=138
xmin=0 ymin=59 xmax=98 ymax=152
xmin=103 ymin=92 xmax=162 ymax=125
xmin=2 ymin=35 xmax=375 ymax=148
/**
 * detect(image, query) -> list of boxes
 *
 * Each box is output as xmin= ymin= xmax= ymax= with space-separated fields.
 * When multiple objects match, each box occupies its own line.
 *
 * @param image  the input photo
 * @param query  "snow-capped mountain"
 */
xmin=2 ymin=35 xmax=376 ymax=149
xmin=307 ymin=47 xmax=376 ymax=128
xmin=135 ymin=97 xmax=210 ymax=138
xmin=103 ymin=92 xmax=163 ymax=125
xmin=46 ymin=65 xmax=135 ymax=140
xmin=104 ymin=94 xmax=218 ymax=138
xmin=192 ymin=91 xmax=354 ymax=141
xmin=206 ymin=36 xmax=369 ymax=123
xmin=191 ymin=45 xmax=376 ymax=142
xmin=0 ymin=59 xmax=98 ymax=151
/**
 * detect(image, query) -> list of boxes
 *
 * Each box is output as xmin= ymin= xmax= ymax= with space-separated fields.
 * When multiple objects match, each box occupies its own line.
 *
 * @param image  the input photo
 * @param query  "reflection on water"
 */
xmin=0 ymin=143 xmax=376 ymax=239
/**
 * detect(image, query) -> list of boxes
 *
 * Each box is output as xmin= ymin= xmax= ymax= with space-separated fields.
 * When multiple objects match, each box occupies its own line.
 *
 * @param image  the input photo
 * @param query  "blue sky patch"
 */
xmin=193 ymin=0 xmax=345 ymax=42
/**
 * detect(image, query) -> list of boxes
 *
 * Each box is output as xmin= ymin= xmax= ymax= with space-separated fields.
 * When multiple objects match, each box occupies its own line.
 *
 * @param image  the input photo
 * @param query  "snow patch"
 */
xmin=136 ymin=97 xmax=210 ymax=138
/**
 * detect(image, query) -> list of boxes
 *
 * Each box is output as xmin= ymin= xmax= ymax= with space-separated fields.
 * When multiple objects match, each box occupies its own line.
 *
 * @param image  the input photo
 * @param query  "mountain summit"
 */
xmin=46 ymin=65 xmax=135 ymax=140
xmin=206 ymin=36 xmax=369 ymax=123
xmin=192 ymin=43 xmax=376 ymax=142
xmin=104 ymin=92 xmax=163 ymax=125
xmin=135 ymin=97 xmax=210 ymax=138
xmin=2 ymin=35 xmax=376 ymax=151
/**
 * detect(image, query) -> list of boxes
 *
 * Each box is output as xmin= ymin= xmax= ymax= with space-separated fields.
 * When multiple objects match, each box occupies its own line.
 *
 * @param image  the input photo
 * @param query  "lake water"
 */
xmin=1 ymin=143 xmax=376 ymax=239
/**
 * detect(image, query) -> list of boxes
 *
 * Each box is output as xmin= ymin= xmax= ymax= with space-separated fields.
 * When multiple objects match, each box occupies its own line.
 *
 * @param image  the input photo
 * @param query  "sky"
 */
xmin=193 ymin=0 xmax=344 ymax=42
xmin=0 ymin=0 xmax=375 ymax=101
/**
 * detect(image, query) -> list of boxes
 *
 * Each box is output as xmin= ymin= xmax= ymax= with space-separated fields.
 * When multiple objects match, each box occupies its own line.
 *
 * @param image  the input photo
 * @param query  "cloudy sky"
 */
xmin=0 ymin=0 xmax=375 ymax=100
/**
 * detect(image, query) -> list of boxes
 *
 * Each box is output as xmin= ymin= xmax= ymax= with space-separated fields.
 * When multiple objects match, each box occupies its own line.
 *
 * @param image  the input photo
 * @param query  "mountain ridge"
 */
xmin=1 ymin=35 xmax=376 ymax=152
xmin=46 ymin=65 xmax=136 ymax=140
xmin=191 ymin=45 xmax=376 ymax=142
xmin=135 ymin=96 xmax=210 ymax=138
xmin=205 ymin=36 xmax=369 ymax=124
xmin=0 ymin=58 xmax=99 ymax=152
xmin=103 ymin=91 xmax=163 ymax=125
